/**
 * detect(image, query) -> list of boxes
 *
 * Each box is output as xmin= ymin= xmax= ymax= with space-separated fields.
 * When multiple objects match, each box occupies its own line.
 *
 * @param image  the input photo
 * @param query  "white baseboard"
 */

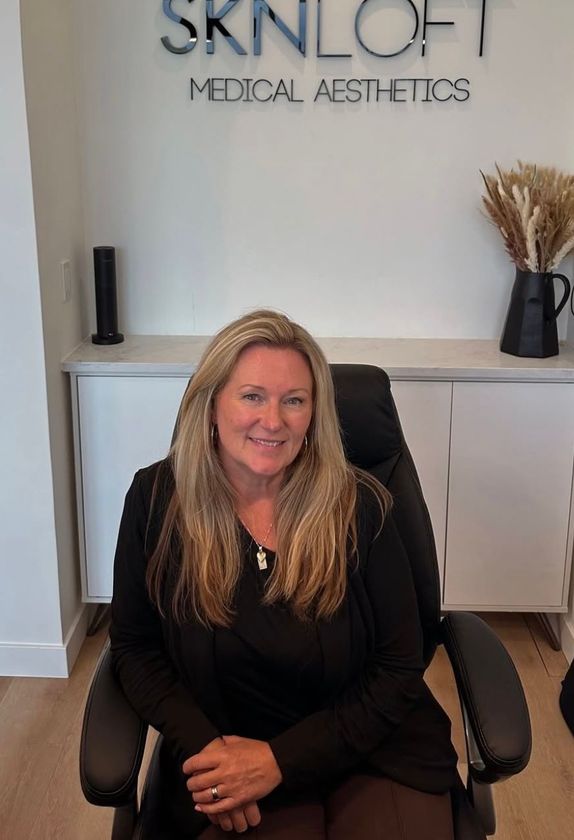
xmin=0 ymin=605 xmax=89 ymax=678
xmin=560 ymin=614 xmax=574 ymax=665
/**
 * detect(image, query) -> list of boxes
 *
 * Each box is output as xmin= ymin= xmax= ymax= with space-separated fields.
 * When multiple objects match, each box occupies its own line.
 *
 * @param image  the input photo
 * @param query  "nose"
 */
xmin=260 ymin=400 xmax=283 ymax=432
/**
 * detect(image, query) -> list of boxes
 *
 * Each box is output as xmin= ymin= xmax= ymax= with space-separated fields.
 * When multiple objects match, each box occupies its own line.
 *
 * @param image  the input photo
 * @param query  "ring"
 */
xmin=211 ymin=785 xmax=221 ymax=802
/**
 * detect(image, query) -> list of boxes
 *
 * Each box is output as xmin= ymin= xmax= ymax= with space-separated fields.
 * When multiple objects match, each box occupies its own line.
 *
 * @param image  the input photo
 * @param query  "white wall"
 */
xmin=0 ymin=0 xmax=88 ymax=676
xmin=2 ymin=0 xmax=574 ymax=673
xmin=0 ymin=0 xmax=64 ymax=671
xmin=71 ymin=0 xmax=574 ymax=339
xmin=20 ymin=0 xmax=88 ymax=643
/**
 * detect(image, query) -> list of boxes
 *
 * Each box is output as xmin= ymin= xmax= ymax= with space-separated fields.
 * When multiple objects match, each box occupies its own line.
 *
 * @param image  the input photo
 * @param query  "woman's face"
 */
xmin=213 ymin=345 xmax=313 ymax=491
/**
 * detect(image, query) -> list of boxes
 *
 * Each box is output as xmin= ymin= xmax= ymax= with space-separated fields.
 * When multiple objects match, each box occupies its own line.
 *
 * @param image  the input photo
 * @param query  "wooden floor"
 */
xmin=0 ymin=614 xmax=572 ymax=839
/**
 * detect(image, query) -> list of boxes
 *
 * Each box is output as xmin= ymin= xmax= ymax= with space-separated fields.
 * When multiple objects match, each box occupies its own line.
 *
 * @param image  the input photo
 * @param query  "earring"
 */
xmin=211 ymin=425 xmax=218 ymax=447
xmin=304 ymin=434 xmax=308 ymax=449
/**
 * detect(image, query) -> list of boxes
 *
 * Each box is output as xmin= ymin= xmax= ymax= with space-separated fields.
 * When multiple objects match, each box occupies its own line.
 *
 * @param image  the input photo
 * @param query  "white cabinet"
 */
xmin=75 ymin=375 xmax=188 ymax=599
xmin=390 ymin=381 xmax=452 ymax=592
xmin=444 ymin=382 xmax=574 ymax=610
xmin=67 ymin=362 xmax=574 ymax=612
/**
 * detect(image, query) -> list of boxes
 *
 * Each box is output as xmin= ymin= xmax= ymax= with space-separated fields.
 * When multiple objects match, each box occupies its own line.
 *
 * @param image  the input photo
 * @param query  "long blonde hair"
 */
xmin=146 ymin=309 xmax=391 ymax=626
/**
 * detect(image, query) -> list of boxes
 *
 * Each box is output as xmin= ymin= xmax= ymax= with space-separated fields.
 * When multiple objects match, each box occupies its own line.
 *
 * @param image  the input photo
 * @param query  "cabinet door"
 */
xmin=390 ymin=381 xmax=452 ymax=593
xmin=78 ymin=376 xmax=189 ymax=599
xmin=445 ymin=382 xmax=574 ymax=609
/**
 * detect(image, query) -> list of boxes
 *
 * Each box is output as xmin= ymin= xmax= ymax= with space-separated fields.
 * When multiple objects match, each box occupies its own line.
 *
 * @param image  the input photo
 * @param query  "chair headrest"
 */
xmin=330 ymin=365 xmax=402 ymax=470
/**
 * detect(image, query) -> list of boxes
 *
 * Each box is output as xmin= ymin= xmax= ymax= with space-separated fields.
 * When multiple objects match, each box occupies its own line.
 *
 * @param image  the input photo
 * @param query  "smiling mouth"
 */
xmin=250 ymin=438 xmax=285 ymax=448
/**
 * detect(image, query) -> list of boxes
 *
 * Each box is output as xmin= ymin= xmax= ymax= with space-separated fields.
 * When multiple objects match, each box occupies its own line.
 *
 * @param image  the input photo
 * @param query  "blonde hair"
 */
xmin=146 ymin=309 xmax=391 ymax=626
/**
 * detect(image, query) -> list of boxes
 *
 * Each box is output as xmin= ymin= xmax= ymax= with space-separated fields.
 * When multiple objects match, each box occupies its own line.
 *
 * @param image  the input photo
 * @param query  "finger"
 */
xmin=244 ymin=802 xmax=262 ymax=827
xmin=187 ymin=772 xmax=221 ymax=793
xmin=192 ymin=784 xmax=229 ymax=804
xmin=229 ymin=808 xmax=248 ymax=833
xmin=195 ymin=799 xmax=240 ymax=816
xmin=217 ymin=813 xmax=234 ymax=832
xmin=183 ymin=752 xmax=221 ymax=776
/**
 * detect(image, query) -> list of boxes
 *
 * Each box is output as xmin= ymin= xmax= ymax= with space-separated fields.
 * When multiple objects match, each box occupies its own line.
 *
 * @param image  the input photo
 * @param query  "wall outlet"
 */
xmin=61 ymin=259 xmax=72 ymax=303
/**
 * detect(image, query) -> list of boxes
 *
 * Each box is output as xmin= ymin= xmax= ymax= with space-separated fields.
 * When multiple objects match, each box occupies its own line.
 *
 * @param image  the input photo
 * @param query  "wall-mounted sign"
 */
xmin=189 ymin=75 xmax=470 ymax=103
xmin=160 ymin=0 xmax=494 ymax=105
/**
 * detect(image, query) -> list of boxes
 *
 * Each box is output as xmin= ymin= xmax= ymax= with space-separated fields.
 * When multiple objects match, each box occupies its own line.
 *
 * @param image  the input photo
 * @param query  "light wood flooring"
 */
xmin=0 ymin=614 xmax=572 ymax=839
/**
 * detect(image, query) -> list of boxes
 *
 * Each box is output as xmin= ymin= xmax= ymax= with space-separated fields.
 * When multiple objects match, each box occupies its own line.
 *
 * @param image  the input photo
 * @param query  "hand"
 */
xmin=188 ymin=738 xmax=262 ymax=832
xmin=188 ymin=738 xmax=261 ymax=834
xmin=182 ymin=735 xmax=282 ymax=814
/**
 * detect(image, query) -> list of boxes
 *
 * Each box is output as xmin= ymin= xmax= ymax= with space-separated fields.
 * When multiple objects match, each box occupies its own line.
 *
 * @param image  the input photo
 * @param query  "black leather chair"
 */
xmin=80 ymin=364 xmax=532 ymax=839
xmin=560 ymin=659 xmax=574 ymax=734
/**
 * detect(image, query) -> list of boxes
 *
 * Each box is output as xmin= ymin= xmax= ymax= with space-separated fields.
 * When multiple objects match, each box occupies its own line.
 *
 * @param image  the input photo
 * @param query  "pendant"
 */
xmin=256 ymin=547 xmax=268 ymax=571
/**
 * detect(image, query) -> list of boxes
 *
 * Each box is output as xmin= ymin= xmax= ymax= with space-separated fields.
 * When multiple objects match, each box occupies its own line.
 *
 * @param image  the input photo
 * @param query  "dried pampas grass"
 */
xmin=481 ymin=161 xmax=574 ymax=272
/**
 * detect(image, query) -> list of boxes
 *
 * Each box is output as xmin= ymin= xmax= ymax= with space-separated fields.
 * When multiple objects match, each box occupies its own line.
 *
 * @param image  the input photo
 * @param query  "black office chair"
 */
xmin=80 ymin=364 xmax=531 ymax=839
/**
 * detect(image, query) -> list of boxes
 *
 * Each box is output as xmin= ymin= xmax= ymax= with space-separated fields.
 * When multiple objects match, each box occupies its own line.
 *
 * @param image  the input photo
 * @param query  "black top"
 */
xmin=110 ymin=460 xmax=457 ymax=830
xmin=216 ymin=532 xmax=329 ymax=741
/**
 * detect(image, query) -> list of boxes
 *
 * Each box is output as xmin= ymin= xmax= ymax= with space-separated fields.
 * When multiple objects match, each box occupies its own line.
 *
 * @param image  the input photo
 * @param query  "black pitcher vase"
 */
xmin=500 ymin=268 xmax=571 ymax=358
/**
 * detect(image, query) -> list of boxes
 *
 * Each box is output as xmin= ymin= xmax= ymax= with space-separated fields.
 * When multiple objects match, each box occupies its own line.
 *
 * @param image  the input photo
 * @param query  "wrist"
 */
xmin=266 ymin=742 xmax=283 ymax=786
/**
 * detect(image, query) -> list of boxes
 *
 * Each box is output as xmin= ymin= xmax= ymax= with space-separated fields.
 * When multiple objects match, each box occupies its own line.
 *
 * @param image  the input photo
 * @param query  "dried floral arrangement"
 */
xmin=481 ymin=161 xmax=574 ymax=272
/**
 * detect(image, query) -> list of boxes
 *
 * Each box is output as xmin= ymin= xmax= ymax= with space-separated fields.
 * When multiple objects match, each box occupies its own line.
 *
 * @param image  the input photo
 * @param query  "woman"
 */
xmin=110 ymin=310 xmax=458 ymax=838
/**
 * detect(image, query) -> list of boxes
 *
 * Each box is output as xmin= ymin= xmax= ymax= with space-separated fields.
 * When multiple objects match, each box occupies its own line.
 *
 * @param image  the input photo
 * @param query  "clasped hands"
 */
xmin=183 ymin=735 xmax=282 ymax=833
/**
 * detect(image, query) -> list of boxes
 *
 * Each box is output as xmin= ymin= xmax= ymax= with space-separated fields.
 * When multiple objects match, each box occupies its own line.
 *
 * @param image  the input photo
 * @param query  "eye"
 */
xmin=242 ymin=393 xmax=262 ymax=402
xmin=285 ymin=396 xmax=304 ymax=406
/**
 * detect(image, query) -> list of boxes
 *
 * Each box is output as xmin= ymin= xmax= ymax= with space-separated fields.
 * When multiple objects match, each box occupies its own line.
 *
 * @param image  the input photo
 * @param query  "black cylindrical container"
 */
xmin=91 ymin=246 xmax=124 ymax=345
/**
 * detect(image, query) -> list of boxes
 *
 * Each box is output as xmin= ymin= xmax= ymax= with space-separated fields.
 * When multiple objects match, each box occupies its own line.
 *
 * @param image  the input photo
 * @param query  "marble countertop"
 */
xmin=61 ymin=335 xmax=574 ymax=382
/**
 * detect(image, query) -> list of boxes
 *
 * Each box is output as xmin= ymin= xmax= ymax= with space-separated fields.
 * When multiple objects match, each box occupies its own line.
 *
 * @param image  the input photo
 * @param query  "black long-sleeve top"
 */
xmin=110 ymin=461 xmax=457 ymax=830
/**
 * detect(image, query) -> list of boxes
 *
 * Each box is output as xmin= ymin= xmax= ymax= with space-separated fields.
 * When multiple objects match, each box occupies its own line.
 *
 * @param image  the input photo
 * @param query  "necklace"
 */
xmin=242 ymin=519 xmax=274 ymax=571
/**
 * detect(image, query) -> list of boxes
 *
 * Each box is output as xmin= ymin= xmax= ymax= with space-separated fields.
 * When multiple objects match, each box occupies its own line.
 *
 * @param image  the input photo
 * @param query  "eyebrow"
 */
xmin=239 ymin=384 xmax=311 ymax=394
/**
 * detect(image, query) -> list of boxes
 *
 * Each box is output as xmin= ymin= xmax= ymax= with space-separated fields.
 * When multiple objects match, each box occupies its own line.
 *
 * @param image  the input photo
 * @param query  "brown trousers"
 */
xmin=199 ymin=775 xmax=454 ymax=840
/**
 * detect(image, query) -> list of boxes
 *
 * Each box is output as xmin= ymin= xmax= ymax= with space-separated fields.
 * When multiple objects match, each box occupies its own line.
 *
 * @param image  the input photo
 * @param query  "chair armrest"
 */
xmin=80 ymin=639 xmax=148 ymax=807
xmin=441 ymin=612 xmax=531 ymax=784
